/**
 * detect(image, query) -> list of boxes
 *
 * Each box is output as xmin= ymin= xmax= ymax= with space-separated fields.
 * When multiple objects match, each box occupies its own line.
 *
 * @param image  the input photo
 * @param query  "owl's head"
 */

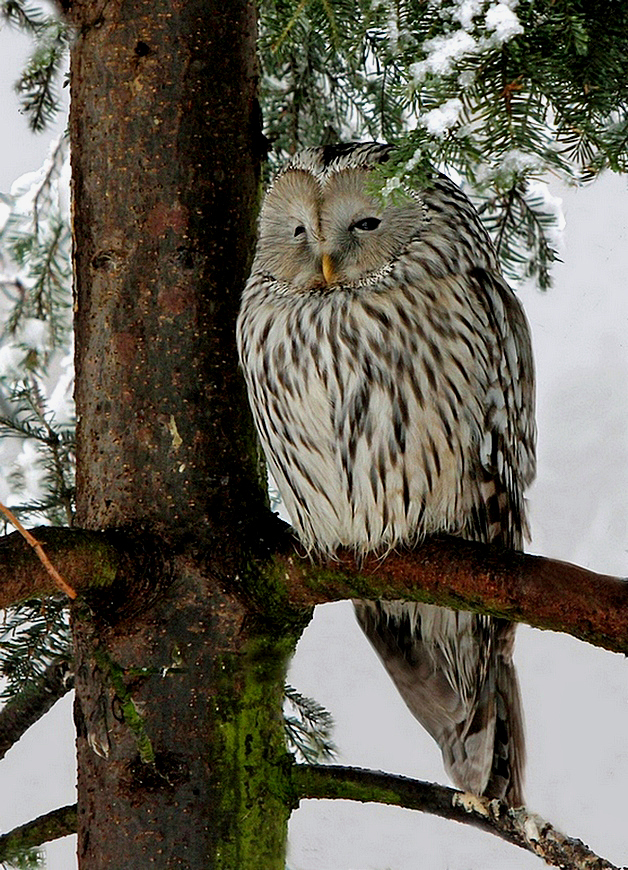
xmin=254 ymin=143 xmax=427 ymax=291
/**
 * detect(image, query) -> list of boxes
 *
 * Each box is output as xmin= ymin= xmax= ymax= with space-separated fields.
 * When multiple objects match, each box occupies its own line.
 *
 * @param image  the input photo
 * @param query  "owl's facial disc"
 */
xmin=256 ymin=167 xmax=424 ymax=291
xmin=319 ymin=210 xmax=383 ymax=284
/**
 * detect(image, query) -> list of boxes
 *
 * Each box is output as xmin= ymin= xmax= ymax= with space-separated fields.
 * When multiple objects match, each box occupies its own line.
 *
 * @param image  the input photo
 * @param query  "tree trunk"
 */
xmin=67 ymin=1 xmax=296 ymax=866
xmin=70 ymin=0 xmax=264 ymax=539
xmin=72 ymin=572 xmax=297 ymax=869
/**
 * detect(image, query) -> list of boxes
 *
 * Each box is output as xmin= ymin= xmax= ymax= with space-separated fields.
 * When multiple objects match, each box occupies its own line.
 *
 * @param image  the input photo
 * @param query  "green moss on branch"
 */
xmin=292 ymin=765 xmax=620 ymax=870
xmin=0 ymin=804 xmax=77 ymax=862
xmin=271 ymin=537 xmax=628 ymax=655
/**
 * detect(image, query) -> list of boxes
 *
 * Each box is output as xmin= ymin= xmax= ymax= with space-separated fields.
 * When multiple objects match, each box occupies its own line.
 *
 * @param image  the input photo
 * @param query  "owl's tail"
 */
xmin=353 ymin=600 xmax=525 ymax=806
xmin=483 ymin=628 xmax=525 ymax=805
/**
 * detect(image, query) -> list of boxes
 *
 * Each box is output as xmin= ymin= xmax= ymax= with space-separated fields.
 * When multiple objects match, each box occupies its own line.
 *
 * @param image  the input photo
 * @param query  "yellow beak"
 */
xmin=321 ymin=253 xmax=336 ymax=285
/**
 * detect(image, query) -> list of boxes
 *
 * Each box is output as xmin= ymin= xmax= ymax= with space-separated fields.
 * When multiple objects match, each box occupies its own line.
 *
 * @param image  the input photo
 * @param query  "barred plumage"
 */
xmin=237 ymin=143 xmax=536 ymax=804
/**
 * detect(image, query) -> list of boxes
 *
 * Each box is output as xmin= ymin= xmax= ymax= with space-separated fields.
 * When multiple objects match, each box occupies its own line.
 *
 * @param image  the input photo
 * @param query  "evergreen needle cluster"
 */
xmin=0 ymin=0 xmax=628 ymax=781
xmin=259 ymin=0 xmax=628 ymax=284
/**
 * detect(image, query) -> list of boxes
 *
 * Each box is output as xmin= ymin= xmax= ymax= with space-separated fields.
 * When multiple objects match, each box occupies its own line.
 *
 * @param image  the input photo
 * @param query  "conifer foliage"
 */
xmin=3 ymin=1 xmax=68 ymax=132
xmin=260 ymin=0 xmax=628 ymax=285
xmin=0 ymin=1 xmax=627 ymax=866
xmin=1 ymin=0 xmax=627 ymax=531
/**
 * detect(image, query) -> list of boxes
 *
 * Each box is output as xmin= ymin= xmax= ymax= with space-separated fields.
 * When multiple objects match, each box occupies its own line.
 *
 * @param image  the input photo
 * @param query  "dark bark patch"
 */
xmin=126 ymin=751 xmax=190 ymax=793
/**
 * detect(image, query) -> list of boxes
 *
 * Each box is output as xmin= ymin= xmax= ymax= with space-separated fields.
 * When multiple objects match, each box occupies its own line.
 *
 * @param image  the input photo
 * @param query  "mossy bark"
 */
xmin=67 ymin=0 xmax=299 ymax=865
xmin=72 ymin=564 xmax=298 ymax=869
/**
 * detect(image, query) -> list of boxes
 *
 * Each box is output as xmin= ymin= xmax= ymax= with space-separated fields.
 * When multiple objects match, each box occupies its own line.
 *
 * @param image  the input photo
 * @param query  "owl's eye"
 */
xmin=351 ymin=217 xmax=381 ymax=232
xmin=293 ymin=225 xmax=306 ymax=238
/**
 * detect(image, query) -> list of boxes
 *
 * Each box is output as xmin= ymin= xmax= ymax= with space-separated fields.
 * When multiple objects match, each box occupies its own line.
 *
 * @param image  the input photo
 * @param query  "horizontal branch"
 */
xmin=0 ymin=524 xmax=625 ymax=655
xmin=0 ymin=527 xmax=120 ymax=609
xmin=0 ymin=502 xmax=77 ymax=599
xmin=293 ymin=765 xmax=618 ymax=870
xmin=276 ymin=535 xmax=628 ymax=654
xmin=0 ymin=804 xmax=77 ymax=862
xmin=0 ymin=662 xmax=73 ymax=761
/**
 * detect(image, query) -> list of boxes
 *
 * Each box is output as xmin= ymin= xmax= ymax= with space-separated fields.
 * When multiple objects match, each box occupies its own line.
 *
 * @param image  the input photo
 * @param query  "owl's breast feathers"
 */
xmin=237 ymin=233 xmax=534 ymax=555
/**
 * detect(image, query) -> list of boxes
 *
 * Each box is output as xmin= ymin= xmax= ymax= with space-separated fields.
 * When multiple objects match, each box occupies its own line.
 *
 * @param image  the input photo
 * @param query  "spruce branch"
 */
xmin=2 ymin=217 xmax=72 ymax=354
xmin=30 ymin=136 xmax=68 ymax=238
xmin=0 ymin=805 xmax=77 ymax=866
xmin=1 ymin=847 xmax=43 ymax=870
xmin=13 ymin=16 xmax=69 ymax=132
xmin=0 ymin=386 xmax=75 ymax=527
xmin=0 ymin=660 xmax=72 ymax=760
xmin=476 ymin=182 xmax=560 ymax=289
xmin=0 ymin=598 xmax=70 ymax=700
xmin=0 ymin=134 xmax=73 ymax=365
xmin=284 ymin=684 xmax=337 ymax=764
xmin=293 ymin=765 xmax=620 ymax=870
xmin=270 ymin=0 xmax=308 ymax=53
xmin=1 ymin=1 xmax=47 ymax=33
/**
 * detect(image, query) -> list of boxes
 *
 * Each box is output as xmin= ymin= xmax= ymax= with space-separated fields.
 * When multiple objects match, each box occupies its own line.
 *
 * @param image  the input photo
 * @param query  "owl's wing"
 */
xmin=414 ymin=173 xmax=536 ymax=546
xmin=354 ymin=263 xmax=532 ymax=805
xmin=464 ymin=267 xmax=537 ymax=549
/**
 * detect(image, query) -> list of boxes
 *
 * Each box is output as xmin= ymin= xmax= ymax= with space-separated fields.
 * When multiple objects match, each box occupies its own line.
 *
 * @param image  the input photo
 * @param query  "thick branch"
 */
xmin=0 ymin=526 xmax=625 ymax=654
xmin=0 ymin=503 xmax=77 ymax=599
xmin=294 ymin=765 xmax=619 ymax=870
xmin=275 ymin=534 xmax=628 ymax=654
xmin=0 ymin=662 xmax=73 ymax=761
xmin=0 ymin=805 xmax=77 ymax=862
xmin=0 ymin=526 xmax=178 ymax=615
xmin=0 ymin=528 xmax=119 ymax=608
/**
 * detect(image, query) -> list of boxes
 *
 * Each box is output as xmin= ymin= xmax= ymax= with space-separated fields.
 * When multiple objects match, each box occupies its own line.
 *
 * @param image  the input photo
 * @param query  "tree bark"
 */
xmin=71 ymin=570 xmax=300 ymax=869
xmin=66 ymin=1 xmax=297 ymax=866
xmin=69 ymin=0 xmax=265 ymax=541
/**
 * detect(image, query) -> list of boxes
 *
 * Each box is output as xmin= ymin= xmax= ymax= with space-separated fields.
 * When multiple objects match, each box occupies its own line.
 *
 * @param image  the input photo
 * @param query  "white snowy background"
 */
xmin=1 ymin=12 xmax=627 ymax=870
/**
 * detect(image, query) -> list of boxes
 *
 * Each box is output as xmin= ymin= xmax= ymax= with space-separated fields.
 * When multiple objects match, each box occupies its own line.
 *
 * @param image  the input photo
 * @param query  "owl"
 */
xmin=236 ymin=143 xmax=536 ymax=805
